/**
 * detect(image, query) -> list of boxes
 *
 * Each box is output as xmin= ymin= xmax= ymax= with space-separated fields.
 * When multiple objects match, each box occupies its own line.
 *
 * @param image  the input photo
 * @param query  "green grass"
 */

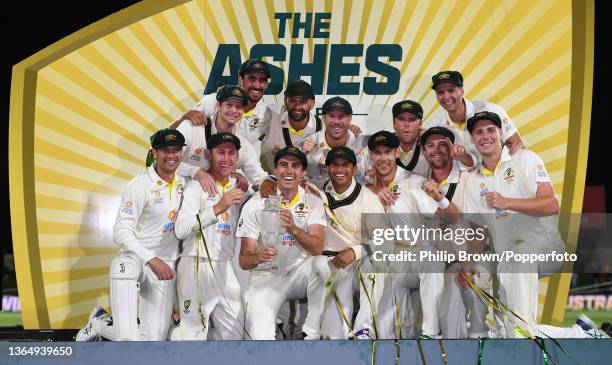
xmin=562 ymin=309 xmax=611 ymax=328
xmin=0 ymin=311 xmax=22 ymax=327
xmin=0 ymin=309 xmax=608 ymax=331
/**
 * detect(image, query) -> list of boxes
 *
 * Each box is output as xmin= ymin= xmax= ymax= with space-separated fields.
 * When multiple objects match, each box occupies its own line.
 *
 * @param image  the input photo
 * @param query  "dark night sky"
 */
xmin=1 ymin=1 xmax=610 ymax=253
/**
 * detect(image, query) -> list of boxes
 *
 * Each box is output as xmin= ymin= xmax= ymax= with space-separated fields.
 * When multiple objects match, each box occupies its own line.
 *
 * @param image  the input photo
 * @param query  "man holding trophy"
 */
xmin=236 ymin=147 xmax=328 ymax=340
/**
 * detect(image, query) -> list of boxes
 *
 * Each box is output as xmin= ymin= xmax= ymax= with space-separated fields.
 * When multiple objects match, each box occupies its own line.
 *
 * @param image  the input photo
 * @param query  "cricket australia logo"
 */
xmin=249 ymin=117 xmax=260 ymax=130
xmin=503 ymin=167 xmax=515 ymax=183
xmin=295 ymin=202 xmax=308 ymax=219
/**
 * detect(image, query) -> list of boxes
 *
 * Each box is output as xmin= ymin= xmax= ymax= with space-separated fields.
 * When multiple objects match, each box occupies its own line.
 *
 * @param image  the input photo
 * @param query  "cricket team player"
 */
xmin=236 ymin=147 xmax=329 ymax=340
xmin=75 ymin=57 xmax=610 ymax=340
xmin=175 ymin=85 xmax=268 ymax=193
xmin=426 ymin=70 xmax=524 ymax=159
xmin=318 ymin=146 xmax=390 ymax=339
xmin=365 ymin=130 xmax=458 ymax=339
xmin=305 ymin=97 xmax=370 ymax=188
xmin=457 ymin=111 xmax=607 ymax=339
xmin=173 ymin=59 xmax=275 ymax=150
xmin=77 ymin=129 xmax=188 ymax=341
xmin=417 ymin=126 xmax=492 ymax=339
xmin=260 ymin=80 xmax=323 ymax=174
xmin=173 ymin=132 xmax=250 ymax=340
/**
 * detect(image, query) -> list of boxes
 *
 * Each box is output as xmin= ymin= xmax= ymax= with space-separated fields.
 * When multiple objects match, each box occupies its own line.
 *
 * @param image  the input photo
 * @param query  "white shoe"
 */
xmin=576 ymin=314 xmax=610 ymax=339
xmin=353 ymin=329 xmax=372 ymax=340
xmin=76 ymin=306 xmax=108 ymax=341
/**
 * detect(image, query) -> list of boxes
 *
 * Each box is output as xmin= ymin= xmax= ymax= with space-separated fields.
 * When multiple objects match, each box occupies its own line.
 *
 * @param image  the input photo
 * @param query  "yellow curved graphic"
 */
xmin=9 ymin=0 xmax=592 ymax=329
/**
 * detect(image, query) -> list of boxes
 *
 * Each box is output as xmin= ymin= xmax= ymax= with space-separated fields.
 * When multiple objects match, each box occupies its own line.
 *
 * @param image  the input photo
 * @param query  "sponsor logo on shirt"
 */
xmin=537 ymin=164 xmax=547 ymax=178
xmin=163 ymin=222 xmax=175 ymax=233
xmin=121 ymin=201 xmax=134 ymax=215
xmin=190 ymin=152 xmax=201 ymax=161
xmin=281 ymin=233 xmax=296 ymax=247
xmin=479 ymin=184 xmax=509 ymax=219
xmin=153 ymin=193 xmax=163 ymax=202
xmin=219 ymin=211 xmax=230 ymax=222
xmin=216 ymin=222 xmax=232 ymax=236
xmin=168 ymin=209 xmax=178 ymax=221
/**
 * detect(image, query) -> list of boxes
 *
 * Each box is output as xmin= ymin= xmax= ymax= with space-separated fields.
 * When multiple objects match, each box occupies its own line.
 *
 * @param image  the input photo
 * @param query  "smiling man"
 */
xmin=426 ymin=70 xmax=524 ymax=160
xmin=175 ymin=85 xmax=268 ymax=194
xmin=260 ymin=80 xmax=323 ymax=174
xmin=318 ymin=146 xmax=390 ymax=339
xmin=173 ymin=59 xmax=274 ymax=148
xmin=173 ymin=132 xmax=251 ymax=340
xmin=416 ymin=126 xmax=493 ymax=339
xmin=236 ymin=147 xmax=328 ymax=340
xmin=77 ymin=128 xmax=188 ymax=341
xmin=458 ymin=111 xmax=608 ymax=339
xmin=305 ymin=97 xmax=369 ymax=188
xmin=366 ymin=130 xmax=459 ymax=339
xmin=362 ymin=100 xmax=431 ymax=180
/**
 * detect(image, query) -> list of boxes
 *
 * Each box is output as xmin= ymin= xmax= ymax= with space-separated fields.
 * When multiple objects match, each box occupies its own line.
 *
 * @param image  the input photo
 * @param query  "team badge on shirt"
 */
xmin=183 ymin=300 xmax=191 ymax=313
xmin=248 ymin=117 xmax=261 ymax=131
xmin=503 ymin=168 xmax=515 ymax=183
xmin=295 ymin=202 xmax=309 ymax=219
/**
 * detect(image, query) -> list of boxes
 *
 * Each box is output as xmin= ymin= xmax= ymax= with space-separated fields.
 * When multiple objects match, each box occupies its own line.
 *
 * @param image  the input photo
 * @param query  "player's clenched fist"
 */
xmin=422 ymin=179 xmax=444 ymax=202
xmin=147 ymin=257 xmax=174 ymax=280
xmin=331 ymin=248 xmax=356 ymax=269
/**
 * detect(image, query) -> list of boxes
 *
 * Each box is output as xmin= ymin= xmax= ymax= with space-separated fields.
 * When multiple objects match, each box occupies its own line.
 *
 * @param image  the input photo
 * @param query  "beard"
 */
xmin=288 ymin=109 xmax=308 ymax=122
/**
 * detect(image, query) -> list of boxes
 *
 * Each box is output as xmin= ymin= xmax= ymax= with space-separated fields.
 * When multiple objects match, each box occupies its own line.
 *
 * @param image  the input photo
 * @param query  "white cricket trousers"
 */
xmin=438 ymin=262 xmax=492 ymax=338
xmin=497 ymin=239 xmax=588 ymax=338
xmin=244 ymin=256 xmax=328 ymax=340
xmin=106 ymin=251 xmax=174 ymax=340
xmin=375 ymin=247 xmax=444 ymax=338
xmin=320 ymin=259 xmax=385 ymax=339
xmin=175 ymin=257 xmax=244 ymax=340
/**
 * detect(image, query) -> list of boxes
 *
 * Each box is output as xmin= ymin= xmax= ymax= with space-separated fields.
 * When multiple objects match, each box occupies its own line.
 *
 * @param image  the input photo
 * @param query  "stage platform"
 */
xmin=1 ymin=338 xmax=611 ymax=364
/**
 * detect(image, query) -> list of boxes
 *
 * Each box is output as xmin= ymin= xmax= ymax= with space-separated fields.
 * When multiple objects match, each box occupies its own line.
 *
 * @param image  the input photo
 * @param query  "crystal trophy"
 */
xmin=257 ymin=195 xmax=283 ymax=270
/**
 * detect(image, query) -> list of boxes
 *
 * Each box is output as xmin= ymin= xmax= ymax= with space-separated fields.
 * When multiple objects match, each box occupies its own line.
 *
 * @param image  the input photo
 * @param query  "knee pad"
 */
xmin=110 ymin=253 xmax=142 ymax=281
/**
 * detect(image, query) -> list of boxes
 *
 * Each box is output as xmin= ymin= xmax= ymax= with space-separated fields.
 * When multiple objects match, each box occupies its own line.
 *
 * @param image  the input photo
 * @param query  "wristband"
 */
xmin=437 ymin=197 xmax=450 ymax=209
